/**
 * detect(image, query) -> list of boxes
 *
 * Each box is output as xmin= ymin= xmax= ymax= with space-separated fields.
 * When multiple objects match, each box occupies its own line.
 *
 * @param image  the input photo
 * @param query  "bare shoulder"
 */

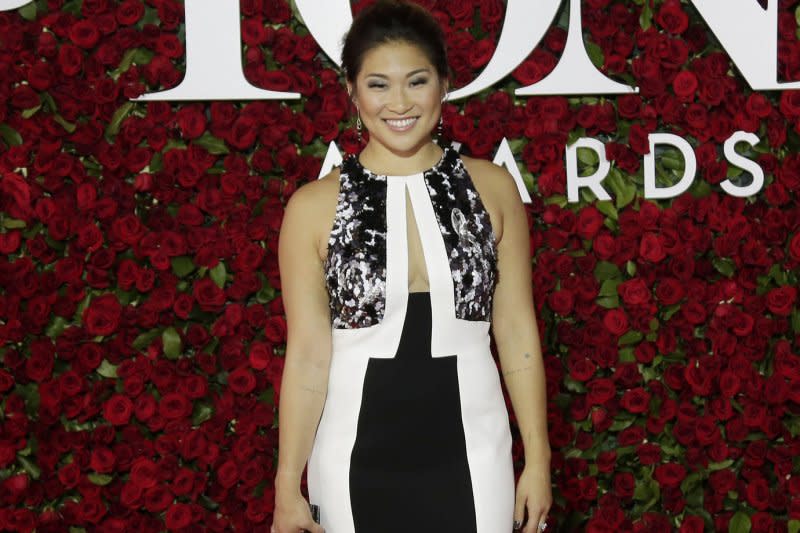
xmin=282 ymin=167 xmax=341 ymax=260
xmin=459 ymin=154 xmax=522 ymax=243
xmin=459 ymin=154 xmax=520 ymax=205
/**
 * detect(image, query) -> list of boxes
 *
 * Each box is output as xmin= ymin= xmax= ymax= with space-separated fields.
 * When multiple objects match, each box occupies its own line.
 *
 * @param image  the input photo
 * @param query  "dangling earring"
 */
xmin=435 ymin=115 xmax=443 ymax=143
xmin=356 ymin=113 xmax=363 ymax=144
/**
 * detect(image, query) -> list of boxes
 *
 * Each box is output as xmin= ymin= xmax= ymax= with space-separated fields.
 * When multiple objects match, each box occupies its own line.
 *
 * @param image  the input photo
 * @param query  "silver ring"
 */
xmin=538 ymin=522 xmax=548 ymax=531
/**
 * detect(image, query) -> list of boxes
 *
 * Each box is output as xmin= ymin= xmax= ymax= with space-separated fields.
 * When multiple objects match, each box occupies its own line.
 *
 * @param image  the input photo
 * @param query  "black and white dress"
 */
xmin=307 ymin=144 xmax=514 ymax=532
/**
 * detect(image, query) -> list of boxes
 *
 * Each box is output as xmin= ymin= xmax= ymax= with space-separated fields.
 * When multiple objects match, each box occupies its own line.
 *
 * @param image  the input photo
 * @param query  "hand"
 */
xmin=513 ymin=462 xmax=552 ymax=533
xmin=271 ymin=491 xmax=324 ymax=533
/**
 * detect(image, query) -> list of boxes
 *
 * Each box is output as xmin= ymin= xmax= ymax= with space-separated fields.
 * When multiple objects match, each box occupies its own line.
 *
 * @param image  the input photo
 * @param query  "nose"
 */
xmin=386 ymin=85 xmax=411 ymax=113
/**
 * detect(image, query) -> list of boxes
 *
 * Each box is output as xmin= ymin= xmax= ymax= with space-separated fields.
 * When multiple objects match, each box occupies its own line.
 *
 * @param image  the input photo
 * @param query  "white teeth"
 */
xmin=385 ymin=117 xmax=417 ymax=128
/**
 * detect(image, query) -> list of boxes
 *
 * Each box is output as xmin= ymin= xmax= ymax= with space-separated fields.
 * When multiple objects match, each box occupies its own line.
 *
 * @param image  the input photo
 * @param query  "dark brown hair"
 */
xmin=341 ymin=0 xmax=449 ymax=84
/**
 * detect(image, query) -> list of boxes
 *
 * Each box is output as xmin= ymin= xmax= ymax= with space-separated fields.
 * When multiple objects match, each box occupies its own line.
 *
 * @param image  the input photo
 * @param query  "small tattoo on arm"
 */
xmin=502 ymin=365 xmax=532 ymax=377
xmin=300 ymin=385 xmax=326 ymax=397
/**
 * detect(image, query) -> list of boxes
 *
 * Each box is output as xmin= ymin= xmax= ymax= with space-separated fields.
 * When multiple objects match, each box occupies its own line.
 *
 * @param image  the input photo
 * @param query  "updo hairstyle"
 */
xmin=341 ymin=0 xmax=449 ymax=84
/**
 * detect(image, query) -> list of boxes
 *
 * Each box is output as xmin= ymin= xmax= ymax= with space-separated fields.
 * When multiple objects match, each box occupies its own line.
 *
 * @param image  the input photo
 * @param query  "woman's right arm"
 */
xmin=272 ymin=181 xmax=333 ymax=533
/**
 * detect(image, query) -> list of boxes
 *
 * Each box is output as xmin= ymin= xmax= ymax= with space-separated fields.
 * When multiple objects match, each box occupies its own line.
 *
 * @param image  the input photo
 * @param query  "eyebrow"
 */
xmin=364 ymin=68 xmax=431 ymax=79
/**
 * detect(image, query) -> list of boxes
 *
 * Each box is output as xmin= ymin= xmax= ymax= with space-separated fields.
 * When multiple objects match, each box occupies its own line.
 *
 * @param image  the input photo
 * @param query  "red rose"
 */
xmin=654 ymin=463 xmax=686 ymax=488
xmin=586 ymin=378 xmax=616 ymax=406
xmin=144 ymin=485 xmax=173 ymax=513
xmin=228 ymin=366 xmax=256 ymax=395
xmin=82 ymin=293 xmax=122 ymax=336
xmin=89 ymin=446 xmax=116 ymax=474
xmin=766 ymin=286 xmax=797 ymax=316
xmin=166 ymin=503 xmax=195 ymax=529
xmin=264 ymin=315 xmax=287 ymax=343
xmin=620 ymin=387 xmax=651 ymax=414
xmin=193 ymin=277 xmax=226 ymax=312
xmin=618 ymin=278 xmax=651 ymax=306
xmin=672 ymin=71 xmax=698 ymax=100
xmin=576 ymin=206 xmax=604 ymax=239
xmin=547 ymin=289 xmax=575 ymax=316
xmin=639 ymin=232 xmax=666 ymax=263
xmin=779 ymin=90 xmax=800 ymax=118
xmin=249 ymin=341 xmax=272 ymax=370
xmin=656 ymin=0 xmax=689 ymax=34
xmin=746 ymin=478 xmax=771 ymax=510
xmin=130 ymin=458 xmax=159 ymax=489
xmin=603 ymin=309 xmax=629 ymax=336
xmin=613 ymin=472 xmax=635 ymax=499
xmin=216 ymin=459 xmax=240 ymax=489
xmin=159 ymin=393 xmax=192 ymax=420
xmin=69 ymin=19 xmax=101 ymax=49
xmin=679 ymin=516 xmax=705 ymax=533
xmin=568 ymin=357 xmax=596 ymax=382
xmin=468 ymin=38 xmax=495 ymax=69
xmin=104 ymin=394 xmax=133 ymax=426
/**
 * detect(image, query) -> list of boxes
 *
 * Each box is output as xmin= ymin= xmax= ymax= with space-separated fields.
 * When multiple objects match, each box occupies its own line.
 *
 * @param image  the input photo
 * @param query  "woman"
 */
xmin=272 ymin=1 xmax=551 ymax=532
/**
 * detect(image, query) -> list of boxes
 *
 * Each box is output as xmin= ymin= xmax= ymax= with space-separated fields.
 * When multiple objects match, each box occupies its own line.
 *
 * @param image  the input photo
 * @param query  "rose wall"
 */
xmin=1 ymin=0 xmax=800 ymax=531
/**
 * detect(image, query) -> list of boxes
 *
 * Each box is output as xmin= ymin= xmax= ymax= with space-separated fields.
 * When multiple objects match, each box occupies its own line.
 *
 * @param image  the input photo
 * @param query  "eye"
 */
xmin=367 ymin=81 xmax=387 ymax=89
xmin=410 ymin=77 xmax=428 ymax=87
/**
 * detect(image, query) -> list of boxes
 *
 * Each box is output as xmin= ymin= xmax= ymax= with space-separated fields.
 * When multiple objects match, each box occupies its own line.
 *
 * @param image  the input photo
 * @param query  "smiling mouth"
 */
xmin=384 ymin=117 xmax=419 ymax=131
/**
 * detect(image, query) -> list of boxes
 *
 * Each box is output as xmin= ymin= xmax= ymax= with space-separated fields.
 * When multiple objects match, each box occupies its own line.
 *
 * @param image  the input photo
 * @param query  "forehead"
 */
xmin=359 ymin=41 xmax=435 ymax=76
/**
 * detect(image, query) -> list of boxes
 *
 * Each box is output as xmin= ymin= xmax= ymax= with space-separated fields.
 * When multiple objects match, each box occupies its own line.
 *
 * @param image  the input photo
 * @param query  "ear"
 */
xmin=346 ymin=81 xmax=357 ymax=107
xmin=440 ymin=79 xmax=450 ymax=102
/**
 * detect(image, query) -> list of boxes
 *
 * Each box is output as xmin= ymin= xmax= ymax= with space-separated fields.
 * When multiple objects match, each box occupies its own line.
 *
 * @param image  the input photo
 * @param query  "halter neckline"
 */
xmin=352 ymin=145 xmax=452 ymax=178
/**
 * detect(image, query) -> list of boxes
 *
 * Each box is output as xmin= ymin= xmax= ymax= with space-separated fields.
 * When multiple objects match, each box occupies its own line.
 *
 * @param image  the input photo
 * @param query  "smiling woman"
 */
xmin=272 ymin=2 xmax=552 ymax=533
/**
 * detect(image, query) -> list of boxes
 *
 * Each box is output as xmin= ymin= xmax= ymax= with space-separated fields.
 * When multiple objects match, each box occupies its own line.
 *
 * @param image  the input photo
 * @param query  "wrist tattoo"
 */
xmin=502 ymin=365 xmax=532 ymax=377
xmin=300 ymin=385 xmax=326 ymax=397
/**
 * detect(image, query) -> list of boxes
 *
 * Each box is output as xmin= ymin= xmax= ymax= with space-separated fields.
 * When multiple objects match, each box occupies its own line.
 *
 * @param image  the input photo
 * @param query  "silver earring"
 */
xmin=436 ymin=115 xmax=443 ymax=142
xmin=356 ymin=114 xmax=363 ymax=144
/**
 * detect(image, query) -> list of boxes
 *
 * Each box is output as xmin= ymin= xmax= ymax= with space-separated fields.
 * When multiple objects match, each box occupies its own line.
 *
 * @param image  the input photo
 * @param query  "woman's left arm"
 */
xmin=483 ymin=162 xmax=552 ymax=532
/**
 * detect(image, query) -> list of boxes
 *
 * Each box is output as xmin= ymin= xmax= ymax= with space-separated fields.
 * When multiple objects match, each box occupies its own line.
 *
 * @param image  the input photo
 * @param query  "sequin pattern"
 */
xmin=423 ymin=151 xmax=498 ymax=321
xmin=323 ymin=157 xmax=387 ymax=328
xmin=323 ymin=146 xmax=498 ymax=328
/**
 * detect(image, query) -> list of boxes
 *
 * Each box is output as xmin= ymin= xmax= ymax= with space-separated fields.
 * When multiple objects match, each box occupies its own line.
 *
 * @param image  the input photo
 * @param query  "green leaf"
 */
xmin=663 ymin=303 xmax=681 ymax=321
xmin=88 ymin=473 xmax=114 ymax=485
xmin=712 ymin=257 xmax=735 ymax=278
xmin=105 ymin=101 xmax=134 ymax=140
xmin=708 ymin=459 xmax=734 ymax=471
xmin=194 ymin=132 xmax=229 ymax=155
xmin=619 ymin=330 xmax=643 ymax=346
xmin=22 ymin=104 xmax=41 ymax=119
xmin=17 ymin=455 xmax=41 ymax=479
xmin=729 ymin=511 xmax=751 ymax=533
xmin=597 ymin=295 xmax=620 ymax=309
xmin=256 ymin=284 xmax=277 ymax=304
xmin=640 ymin=3 xmax=652 ymax=30
xmin=18 ymin=2 xmax=37 ymax=20
xmin=596 ymin=200 xmax=618 ymax=221
xmin=792 ymin=308 xmax=800 ymax=334
xmin=619 ymin=347 xmax=635 ymax=362
xmin=171 ymin=256 xmax=197 ymax=278
xmin=599 ymin=279 xmax=620 ymax=297
xmin=45 ymin=316 xmax=68 ymax=338
xmin=54 ymin=114 xmax=76 ymax=133
xmin=97 ymin=359 xmax=118 ymax=379
xmin=577 ymin=146 xmax=599 ymax=166
xmin=162 ymin=327 xmax=182 ymax=360
xmin=585 ymin=41 xmax=604 ymax=70
xmin=132 ymin=328 xmax=161 ymax=351
xmin=0 ymin=124 xmax=23 ymax=146
xmin=594 ymin=261 xmax=621 ymax=281
xmin=192 ymin=402 xmax=214 ymax=426
xmin=210 ymin=261 xmax=227 ymax=288
xmin=70 ymin=528 xmax=88 ymax=533
xmin=788 ymin=520 xmax=800 ymax=533
xmin=626 ymin=260 xmax=637 ymax=277
xmin=3 ymin=217 xmax=27 ymax=229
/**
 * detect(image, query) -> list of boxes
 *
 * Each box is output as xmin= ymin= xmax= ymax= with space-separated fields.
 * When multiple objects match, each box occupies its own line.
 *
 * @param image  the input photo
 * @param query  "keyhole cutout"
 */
xmin=405 ymin=186 xmax=430 ymax=293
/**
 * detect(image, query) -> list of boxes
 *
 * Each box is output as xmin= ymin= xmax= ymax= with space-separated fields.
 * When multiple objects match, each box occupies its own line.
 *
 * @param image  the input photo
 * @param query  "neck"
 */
xmin=359 ymin=140 xmax=443 ymax=176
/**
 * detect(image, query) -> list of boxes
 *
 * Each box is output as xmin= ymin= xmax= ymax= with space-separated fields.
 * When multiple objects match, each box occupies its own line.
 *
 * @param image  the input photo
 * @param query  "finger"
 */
xmin=522 ymin=507 xmax=543 ymax=533
xmin=305 ymin=522 xmax=325 ymax=533
xmin=513 ymin=491 xmax=526 ymax=530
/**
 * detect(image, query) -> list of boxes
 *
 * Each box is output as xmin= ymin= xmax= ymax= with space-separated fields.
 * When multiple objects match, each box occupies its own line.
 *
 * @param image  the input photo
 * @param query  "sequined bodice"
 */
xmin=323 ymin=145 xmax=497 ymax=329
